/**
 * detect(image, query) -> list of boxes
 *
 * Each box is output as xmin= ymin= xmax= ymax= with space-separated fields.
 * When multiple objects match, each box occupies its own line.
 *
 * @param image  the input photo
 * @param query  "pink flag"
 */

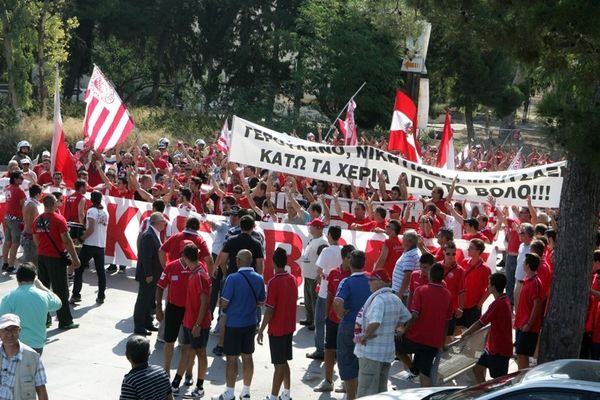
xmin=217 ymin=119 xmax=231 ymax=153
xmin=52 ymin=70 xmax=77 ymax=188
xmin=83 ymin=65 xmax=134 ymax=152
xmin=388 ymin=90 xmax=421 ymax=162
xmin=436 ymin=111 xmax=455 ymax=169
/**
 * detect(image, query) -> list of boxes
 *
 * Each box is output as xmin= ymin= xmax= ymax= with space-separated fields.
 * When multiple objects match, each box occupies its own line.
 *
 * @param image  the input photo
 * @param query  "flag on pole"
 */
xmin=508 ymin=147 xmax=524 ymax=170
xmin=338 ymin=99 xmax=357 ymax=145
xmin=217 ymin=119 xmax=231 ymax=153
xmin=82 ymin=65 xmax=134 ymax=152
xmin=52 ymin=69 xmax=77 ymax=188
xmin=436 ymin=111 xmax=455 ymax=169
xmin=388 ymin=90 xmax=421 ymax=162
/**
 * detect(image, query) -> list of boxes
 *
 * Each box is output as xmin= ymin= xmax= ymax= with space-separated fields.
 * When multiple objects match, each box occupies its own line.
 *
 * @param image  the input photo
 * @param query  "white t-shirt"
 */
xmin=316 ymin=244 xmax=343 ymax=298
xmin=84 ymin=207 xmax=108 ymax=248
xmin=515 ymin=243 xmax=531 ymax=281
xmin=301 ymin=235 xmax=328 ymax=280
xmin=444 ymin=215 xmax=463 ymax=240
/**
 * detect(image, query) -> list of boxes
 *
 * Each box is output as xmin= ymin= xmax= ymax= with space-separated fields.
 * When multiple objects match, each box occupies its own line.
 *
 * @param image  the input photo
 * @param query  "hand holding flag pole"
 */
xmin=323 ymin=82 xmax=366 ymax=142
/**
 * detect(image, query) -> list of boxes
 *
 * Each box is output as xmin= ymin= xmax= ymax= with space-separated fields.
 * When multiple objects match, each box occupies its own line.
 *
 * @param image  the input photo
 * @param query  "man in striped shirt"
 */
xmin=120 ymin=335 xmax=173 ymax=400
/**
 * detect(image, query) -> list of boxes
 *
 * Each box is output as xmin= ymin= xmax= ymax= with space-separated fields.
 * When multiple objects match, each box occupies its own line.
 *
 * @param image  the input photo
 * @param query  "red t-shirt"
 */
xmin=160 ymin=231 xmax=210 ymax=265
xmin=462 ymin=232 xmax=490 ymax=243
xmin=408 ymin=270 xmax=429 ymax=308
xmin=460 ymin=258 xmax=491 ymax=308
xmin=37 ymin=171 xmax=52 ymax=186
xmin=183 ymin=267 xmax=212 ymax=329
xmin=32 ymin=212 xmax=68 ymax=257
xmin=355 ymin=219 xmax=386 ymax=232
xmin=442 ymin=262 xmax=465 ymax=312
xmin=4 ymin=184 xmax=26 ymax=218
xmin=506 ymin=218 xmax=522 ymax=254
xmin=406 ymin=283 xmax=453 ymax=348
xmin=157 ymin=259 xmax=196 ymax=307
xmin=480 ymin=294 xmax=513 ymax=357
xmin=327 ymin=267 xmax=351 ymax=323
xmin=154 ymin=158 xmax=168 ymax=170
xmin=341 ymin=211 xmax=370 ymax=227
xmin=382 ymin=237 xmax=403 ymax=276
xmin=480 ymin=228 xmax=495 ymax=243
xmin=109 ymin=186 xmax=134 ymax=199
xmin=537 ymin=260 xmax=552 ymax=299
xmin=433 ymin=199 xmax=448 ymax=214
xmin=265 ymin=272 xmax=298 ymax=336
xmin=514 ymin=274 xmax=543 ymax=333
xmin=64 ymin=192 xmax=84 ymax=224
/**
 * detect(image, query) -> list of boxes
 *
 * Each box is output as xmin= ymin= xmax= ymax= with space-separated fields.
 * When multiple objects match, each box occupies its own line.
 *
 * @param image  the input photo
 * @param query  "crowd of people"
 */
xmin=0 ymin=133 xmax=596 ymax=400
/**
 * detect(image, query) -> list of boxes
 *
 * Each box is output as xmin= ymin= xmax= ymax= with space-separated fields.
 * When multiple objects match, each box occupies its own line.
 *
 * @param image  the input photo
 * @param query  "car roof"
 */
xmin=520 ymin=359 xmax=600 ymax=387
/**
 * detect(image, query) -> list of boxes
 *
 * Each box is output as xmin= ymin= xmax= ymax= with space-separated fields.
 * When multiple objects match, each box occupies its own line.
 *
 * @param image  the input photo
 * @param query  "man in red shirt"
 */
xmin=63 ymin=179 xmax=88 ymax=244
xmin=313 ymin=244 xmax=354 ymax=393
xmin=442 ymin=241 xmax=465 ymax=340
xmin=159 ymin=217 xmax=213 ymax=275
xmin=257 ymin=248 xmax=298 ymax=400
xmin=460 ymin=273 xmax=513 ymax=382
xmin=333 ymin=195 xmax=371 ymax=228
xmin=458 ymin=239 xmax=491 ymax=329
xmin=406 ymin=253 xmax=435 ymax=309
xmin=32 ymin=194 xmax=81 ymax=329
xmin=156 ymin=244 xmax=201 ymax=394
xmin=396 ymin=263 xmax=453 ymax=387
xmin=374 ymin=220 xmax=403 ymax=276
xmin=2 ymin=172 xmax=26 ymax=273
xmin=514 ymin=253 xmax=543 ymax=370
xmin=462 ymin=218 xmax=491 ymax=243
xmin=181 ymin=245 xmax=213 ymax=398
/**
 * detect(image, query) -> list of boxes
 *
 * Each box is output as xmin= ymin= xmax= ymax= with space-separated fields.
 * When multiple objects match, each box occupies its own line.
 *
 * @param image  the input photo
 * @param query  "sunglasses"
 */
xmin=445 ymin=252 xmax=456 ymax=256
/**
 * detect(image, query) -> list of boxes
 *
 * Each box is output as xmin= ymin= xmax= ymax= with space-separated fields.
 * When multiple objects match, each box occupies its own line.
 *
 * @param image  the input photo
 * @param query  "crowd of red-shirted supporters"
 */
xmin=0 ymin=133 xmax=595 ymax=400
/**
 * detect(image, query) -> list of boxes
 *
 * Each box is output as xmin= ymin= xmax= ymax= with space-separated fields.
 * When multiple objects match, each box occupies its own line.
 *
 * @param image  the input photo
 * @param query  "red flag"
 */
xmin=83 ymin=65 xmax=134 ymax=152
xmin=341 ymin=99 xmax=357 ymax=145
xmin=388 ymin=90 xmax=421 ymax=162
xmin=52 ymin=71 xmax=77 ymax=188
xmin=436 ymin=111 xmax=455 ymax=169
xmin=216 ymin=119 xmax=231 ymax=153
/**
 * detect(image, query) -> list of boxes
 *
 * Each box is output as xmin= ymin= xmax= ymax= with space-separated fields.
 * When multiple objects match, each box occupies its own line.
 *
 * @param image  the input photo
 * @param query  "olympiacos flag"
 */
xmin=388 ymin=90 xmax=421 ymax=162
xmin=82 ymin=65 xmax=134 ymax=152
xmin=337 ymin=99 xmax=358 ymax=145
xmin=436 ymin=111 xmax=455 ymax=169
xmin=52 ymin=69 xmax=77 ymax=187
xmin=217 ymin=119 xmax=231 ymax=153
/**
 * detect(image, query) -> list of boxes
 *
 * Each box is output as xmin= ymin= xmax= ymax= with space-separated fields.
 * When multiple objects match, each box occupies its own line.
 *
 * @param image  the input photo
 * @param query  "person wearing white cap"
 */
xmin=0 ymin=313 xmax=49 ymax=399
xmin=20 ymin=157 xmax=37 ymax=185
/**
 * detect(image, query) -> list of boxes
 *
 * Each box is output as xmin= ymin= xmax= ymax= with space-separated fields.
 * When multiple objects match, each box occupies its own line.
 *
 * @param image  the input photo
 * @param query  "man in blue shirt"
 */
xmin=0 ymin=263 xmax=62 ymax=354
xmin=215 ymin=250 xmax=266 ymax=400
xmin=333 ymin=250 xmax=371 ymax=400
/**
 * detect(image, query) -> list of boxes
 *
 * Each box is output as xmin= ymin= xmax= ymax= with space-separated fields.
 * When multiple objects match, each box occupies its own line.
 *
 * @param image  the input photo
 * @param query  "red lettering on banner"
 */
xmin=263 ymin=228 xmax=303 ymax=286
xmin=106 ymin=203 xmax=138 ymax=259
xmin=364 ymin=239 xmax=384 ymax=272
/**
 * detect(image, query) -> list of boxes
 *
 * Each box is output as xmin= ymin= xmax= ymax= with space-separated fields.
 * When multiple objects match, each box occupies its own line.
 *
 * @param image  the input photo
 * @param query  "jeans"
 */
xmin=303 ymin=278 xmax=317 ymax=324
xmin=505 ymin=254 xmax=518 ymax=305
xmin=73 ymin=245 xmax=106 ymax=298
xmin=38 ymin=255 xmax=73 ymax=326
xmin=21 ymin=234 xmax=37 ymax=265
xmin=314 ymin=296 xmax=326 ymax=354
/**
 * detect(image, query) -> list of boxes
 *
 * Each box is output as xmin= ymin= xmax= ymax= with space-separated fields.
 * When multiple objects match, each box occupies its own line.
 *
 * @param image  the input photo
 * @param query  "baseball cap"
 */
xmin=0 ymin=313 xmax=21 ymax=329
xmin=366 ymin=269 xmax=391 ymax=283
xmin=388 ymin=204 xmax=402 ymax=214
xmin=42 ymin=151 xmax=51 ymax=160
xmin=151 ymin=184 xmax=164 ymax=192
xmin=307 ymin=218 xmax=325 ymax=229
xmin=223 ymin=205 xmax=241 ymax=216
xmin=19 ymin=158 xmax=31 ymax=165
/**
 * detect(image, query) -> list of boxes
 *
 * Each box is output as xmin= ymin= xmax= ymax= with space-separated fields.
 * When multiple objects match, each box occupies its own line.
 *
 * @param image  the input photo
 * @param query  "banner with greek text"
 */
xmin=229 ymin=116 xmax=566 ymax=207
xmin=0 ymin=195 xmax=497 ymax=281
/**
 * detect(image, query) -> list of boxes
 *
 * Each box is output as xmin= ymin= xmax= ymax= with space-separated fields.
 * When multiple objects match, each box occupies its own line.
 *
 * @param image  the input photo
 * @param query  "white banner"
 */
xmin=229 ymin=116 xmax=566 ymax=207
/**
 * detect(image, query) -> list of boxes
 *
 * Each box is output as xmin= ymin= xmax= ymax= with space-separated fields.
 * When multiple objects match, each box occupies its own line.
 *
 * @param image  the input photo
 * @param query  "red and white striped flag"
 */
xmin=337 ymin=99 xmax=357 ymax=145
xmin=217 ymin=119 xmax=231 ymax=153
xmin=82 ymin=65 xmax=134 ymax=152
xmin=508 ymin=147 xmax=524 ymax=170
xmin=436 ymin=111 xmax=455 ymax=169
xmin=52 ymin=69 xmax=77 ymax=187
xmin=388 ymin=90 xmax=421 ymax=162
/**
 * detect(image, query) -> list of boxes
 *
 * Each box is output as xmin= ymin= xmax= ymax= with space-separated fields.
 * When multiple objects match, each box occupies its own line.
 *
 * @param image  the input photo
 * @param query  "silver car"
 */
xmin=361 ymin=359 xmax=600 ymax=399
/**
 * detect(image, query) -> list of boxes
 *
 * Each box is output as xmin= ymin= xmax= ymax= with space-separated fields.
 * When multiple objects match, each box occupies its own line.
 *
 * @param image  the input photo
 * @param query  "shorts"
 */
xmin=337 ymin=322 xmax=358 ymax=380
xmin=395 ymin=336 xmax=438 ymax=378
xmin=477 ymin=350 xmax=510 ymax=378
xmin=68 ymin=222 xmax=85 ymax=242
xmin=446 ymin=317 xmax=457 ymax=336
xmin=164 ymin=303 xmax=186 ymax=343
xmin=224 ymin=325 xmax=256 ymax=356
xmin=515 ymin=330 xmax=539 ymax=357
xmin=3 ymin=218 xmax=22 ymax=245
xmin=182 ymin=327 xmax=210 ymax=349
xmin=269 ymin=333 xmax=293 ymax=364
xmin=458 ymin=307 xmax=482 ymax=328
xmin=325 ymin=319 xmax=339 ymax=350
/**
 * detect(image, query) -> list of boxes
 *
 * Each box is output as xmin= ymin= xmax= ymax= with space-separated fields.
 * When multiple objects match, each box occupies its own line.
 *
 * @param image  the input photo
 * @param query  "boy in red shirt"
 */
xmin=2 ymin=172 xmax=26 ymax=273
xmin=258 ymin=248 xmax=298 ymax=400
xmin=442 ymin=241 xmax=465 ymax=340
xmin=406 ymin=253 xmax=435 ymax=309
xmin=514 ymin=253 xmax=543 ymax=370
xmin=460 ymin=273 xmax=513 ymax=382
xmin=458 ymin=239 xmax=491 ymax=329
xmin=373 ymin=220 xmax=403 ymax=276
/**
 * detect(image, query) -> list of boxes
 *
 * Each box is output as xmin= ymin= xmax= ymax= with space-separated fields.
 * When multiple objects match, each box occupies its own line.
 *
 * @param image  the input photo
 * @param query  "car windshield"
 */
xmin=440 ymin=370 xmax=528 ymax=400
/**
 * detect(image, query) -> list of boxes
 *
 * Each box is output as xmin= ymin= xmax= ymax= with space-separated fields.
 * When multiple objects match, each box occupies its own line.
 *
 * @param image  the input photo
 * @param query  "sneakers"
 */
xmin=211 ymin=392 xmax=234 ymax=400
xmin=69 ymin=294 xmax=82 ymax=304
xmin=183 ymin=386 xmax=204 ymax=398
xmin=313 ymin=379 xmax=333 ymax=392
xmin=334 ymin=381 xmax=346 ymax=393
xmin=213 ymin=345 xmax=224 ymax=357
xmin=305 ymin=351 xmax=324 ymax=360
xmin=278 ymin=393 xmax=291 ymax=400
xmin=58 ymin=322 xmax=80 ymax=330
xmin=96 ymin=296 xmax=105 ymax=304
xmin=171 ymin=376 xmax=182 ymax=394
xmin=239 ymin=393 xmax=251 ymax=400
xmin=106 ymin=264 xmax=118 ymax=273
xmin=118 ymin=266 xmax=127 ymax=274
xmin=184 ymin=375 xmax=194 ymax=386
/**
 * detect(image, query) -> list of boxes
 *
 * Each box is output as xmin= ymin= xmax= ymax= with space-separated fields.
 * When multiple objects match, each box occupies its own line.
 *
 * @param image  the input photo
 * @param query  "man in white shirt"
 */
xmin=299 ymin=218 xmax=329 ymax=330
xmin=307 ymin=225 xmax=343 ymax=359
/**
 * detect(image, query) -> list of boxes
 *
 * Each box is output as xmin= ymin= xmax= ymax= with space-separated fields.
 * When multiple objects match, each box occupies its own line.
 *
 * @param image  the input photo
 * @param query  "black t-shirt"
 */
xmin=222 ymin=232 xmax=264 ymax=274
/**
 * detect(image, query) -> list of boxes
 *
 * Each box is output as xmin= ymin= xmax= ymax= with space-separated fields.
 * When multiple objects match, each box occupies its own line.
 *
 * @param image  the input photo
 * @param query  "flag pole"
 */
xmin=323 ymin=82 xmax=366 ymax=141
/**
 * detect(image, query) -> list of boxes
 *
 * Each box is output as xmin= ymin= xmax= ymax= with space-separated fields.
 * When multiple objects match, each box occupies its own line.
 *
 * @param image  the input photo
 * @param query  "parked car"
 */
xmin=361 ymin=359 xmax=600 ymax=399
